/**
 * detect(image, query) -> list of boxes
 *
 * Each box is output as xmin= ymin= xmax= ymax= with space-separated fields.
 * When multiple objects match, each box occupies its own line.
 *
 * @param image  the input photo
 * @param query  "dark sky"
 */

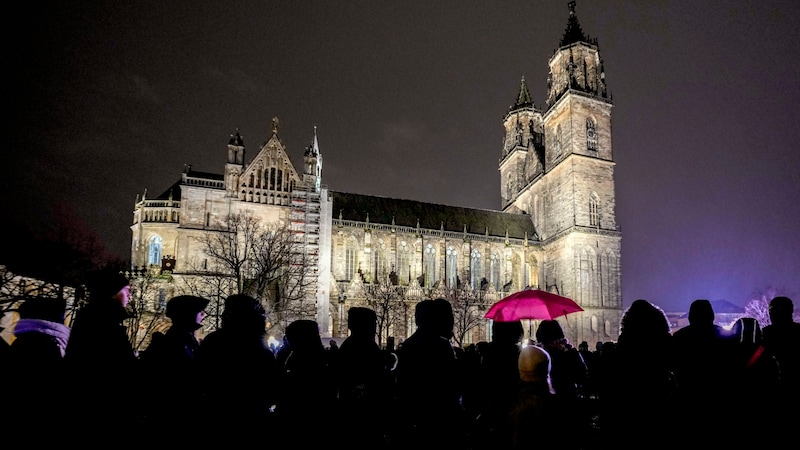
xmin=6 ymin=1 xmax=799 ymax=312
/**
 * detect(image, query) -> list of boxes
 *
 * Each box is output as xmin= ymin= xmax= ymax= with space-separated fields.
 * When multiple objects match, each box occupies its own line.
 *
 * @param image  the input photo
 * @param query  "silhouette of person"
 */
xmin=138 ymin=294 xmax=209 ymax=432
xmin=470 ymin=319 xmax=524 ymax=450
xmin=64 ymin=270 xmax=137 ymax=433
xmin=761 ymin=296 xmax=800 ymax=439
xmin=194 ymin=294 xmax=280 ymax=440
xmin=726 ymin=316 xmax=780 ymax=447
xmin=7 ymin=297 xmax=70 ymax=439
xmin=535 ymin=319 xmax=589 ymax=449
xmin=671 ymin=299 xmax=732 ymax=446
xmin=393 ymin=298 xmax=467 ymax=447
xmin=334 ymin=307 xmax=393 ymax=450
xmin=508 ymin=345 xmax=566 ymax=449
xmin=597 ymin=299 xmax=677 ymax=450
xmin=275 ymin=319 xmax=337 ymax=447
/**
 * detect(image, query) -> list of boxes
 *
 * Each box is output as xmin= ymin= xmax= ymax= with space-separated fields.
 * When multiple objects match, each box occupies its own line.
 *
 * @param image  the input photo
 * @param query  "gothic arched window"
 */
xmin=589 ymin=193 xmax=599 ymax=227
xmin=490 ymin=252 xmax=501 ymax=291
xmin=586 ymin=118 xmax=598 ymax=152
xmin=345 ymin=237 xmax=357 ymax=281
xmin=424 ymin=243 xmax=437 ymax=287
xmin=446 ymin=246 xmax=458 ymax=288
xmin=398 ymin=241 xmax=410 ymax=284
xmin=147 ymin=235 xmax=163 ymax=266
xmin=470 ymin=248 xmax=482 ymax=289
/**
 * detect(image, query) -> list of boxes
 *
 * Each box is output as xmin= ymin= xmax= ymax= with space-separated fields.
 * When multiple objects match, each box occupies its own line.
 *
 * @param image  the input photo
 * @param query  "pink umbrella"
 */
xmin=484 ymin=289 xmax=583 ymax=322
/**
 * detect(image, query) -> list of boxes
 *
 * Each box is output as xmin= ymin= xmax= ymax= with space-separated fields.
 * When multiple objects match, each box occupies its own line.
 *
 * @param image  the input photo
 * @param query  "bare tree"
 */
xmin=175 ymin=258 xmax=237 ymax=332
xmin=362 ymin=275 xmax=408 ymax=347
xmin=192 ymin=211 xmax=316 ymax=336
xmin=448 ymin=274 xmax=490 ymax=347
xmin=125 ymin=267 xmax=171 ymax=352
xmin=744 ymin=286 xmax=798 ymax=327
xmin=195 ymin=211 xmax=263 ymax=294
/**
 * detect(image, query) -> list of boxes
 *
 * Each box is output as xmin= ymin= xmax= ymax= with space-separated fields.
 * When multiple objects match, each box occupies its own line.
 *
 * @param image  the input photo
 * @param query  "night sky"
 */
xmin=6 ymin=1 xmax=799 ymax=312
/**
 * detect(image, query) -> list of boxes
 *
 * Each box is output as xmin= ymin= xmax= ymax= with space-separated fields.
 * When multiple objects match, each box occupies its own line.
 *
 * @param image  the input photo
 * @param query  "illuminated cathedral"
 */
xmin=130 ymin=2 xmax=622 ymax=345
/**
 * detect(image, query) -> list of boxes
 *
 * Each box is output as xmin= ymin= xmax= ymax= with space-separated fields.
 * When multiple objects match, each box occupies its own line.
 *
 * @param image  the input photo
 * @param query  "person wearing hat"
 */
xmin=534 ymin=319 xmax=590 ymax=449
xmin=508 ymin=345 xmax=564 ymax=449
xmin=63 ymin=270 xmax=137 ymax=432
xmin=140 ymin=295 xmax=209 ymax=365
xmin=195 ymin=294 xmax=280 ymax=440
xmin=138 ymin=295 xmax=209 ymax=431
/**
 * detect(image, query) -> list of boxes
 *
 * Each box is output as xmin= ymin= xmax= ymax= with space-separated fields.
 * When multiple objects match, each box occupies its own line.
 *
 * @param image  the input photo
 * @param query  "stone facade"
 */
xmin=129 ymin=3 xmax=622 ymax=345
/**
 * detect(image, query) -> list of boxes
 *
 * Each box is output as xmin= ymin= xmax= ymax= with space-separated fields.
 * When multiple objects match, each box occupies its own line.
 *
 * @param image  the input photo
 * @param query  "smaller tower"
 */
xmin=303 ymin=125 xmax=323 ymax=192
xmin=225 ymin=129 xmax=245 ymax=196
xmin=500 ymin=76 xmax=544 ymax=210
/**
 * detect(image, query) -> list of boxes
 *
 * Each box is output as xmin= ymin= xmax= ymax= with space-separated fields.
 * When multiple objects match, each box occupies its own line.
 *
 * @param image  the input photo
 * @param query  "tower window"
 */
xmin=589 ymin=193 xmax=599 ymax=227
xmin=586 ymin=118 xmax=598 ymax=151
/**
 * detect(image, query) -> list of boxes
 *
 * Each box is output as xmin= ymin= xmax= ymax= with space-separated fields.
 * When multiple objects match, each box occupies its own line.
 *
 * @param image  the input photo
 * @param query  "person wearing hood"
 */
xmin=138 ymin=294 xmax=209 ymax=431
xmin=508 ymin=345 xmax=564 ymax=450
xmin=140 ymin=294 xmax=209 ymax=366
xmin=64 ymin=270 xmax=137 ymax=434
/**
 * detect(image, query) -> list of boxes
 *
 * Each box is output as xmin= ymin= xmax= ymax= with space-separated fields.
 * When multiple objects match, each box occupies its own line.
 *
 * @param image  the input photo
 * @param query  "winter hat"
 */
xmin=87 ymin=272 xmax=130 ymax=301
xmin=18 ymin=297 xmax=67 ymax=323
xmin=166 ymin=295 xmax=209 ymax=322
xmin=518 ymin=345 xmax=552 ymax=384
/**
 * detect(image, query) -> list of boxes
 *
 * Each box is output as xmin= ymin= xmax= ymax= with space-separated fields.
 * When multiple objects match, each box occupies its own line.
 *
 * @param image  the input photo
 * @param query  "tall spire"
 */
xmin=560 ymin=1 xmax=588 ymax=47
xmin=511 ymin=76 xmax=534 ymax=110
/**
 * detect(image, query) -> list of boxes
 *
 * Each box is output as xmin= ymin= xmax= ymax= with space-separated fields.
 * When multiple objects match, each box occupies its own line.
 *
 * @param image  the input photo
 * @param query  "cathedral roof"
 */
xmin=331 ymin=191 xmax=538 ymax=240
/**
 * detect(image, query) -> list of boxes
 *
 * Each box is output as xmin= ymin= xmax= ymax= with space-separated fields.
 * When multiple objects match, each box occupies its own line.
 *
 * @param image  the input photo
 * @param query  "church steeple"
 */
xmin=303 ymin=125 xmax=323 ymax=192
xmin=546 ymin=1 xmax=608 ymax=107
xmin=560 ymin=1 xmax=593 ymax=47
xmin=511 ymin=76 xmax=534 ymax=111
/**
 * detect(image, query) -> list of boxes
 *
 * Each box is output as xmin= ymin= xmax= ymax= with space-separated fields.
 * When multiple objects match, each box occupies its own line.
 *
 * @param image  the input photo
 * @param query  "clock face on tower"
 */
xmin=162 ymin=258 xmax=176 ymax=271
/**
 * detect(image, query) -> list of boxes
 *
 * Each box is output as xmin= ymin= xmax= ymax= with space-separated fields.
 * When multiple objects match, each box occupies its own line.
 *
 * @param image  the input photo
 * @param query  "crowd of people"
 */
xmin=2 ymin=270 xmax=799 ymax=449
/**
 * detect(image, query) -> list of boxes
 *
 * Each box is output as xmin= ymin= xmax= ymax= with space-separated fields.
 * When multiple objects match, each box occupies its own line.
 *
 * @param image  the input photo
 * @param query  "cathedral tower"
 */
xmin=503 ymin=1 xmax=622 ymax=331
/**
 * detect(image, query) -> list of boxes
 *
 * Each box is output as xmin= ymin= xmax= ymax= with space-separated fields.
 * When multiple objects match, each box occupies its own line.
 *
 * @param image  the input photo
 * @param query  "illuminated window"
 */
xmin=446 ymin=246 xmax=458 ymax=288
xmin=345 ymin=237 xmax=357 ymax=281
xmin=398 ymin=241 xmax=410 ymax=284
xmin=374 ymin=238 xmax=388 ymax=279
xmin=470 ymin=248 xmax=482 ymax=289
xmin=424 ymin=244 xmax=437 ymax=287
xmin=490 ymin=253 xmax=501 ymax=290
xmin=147 ymin=235 xmax=162 ymax=266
